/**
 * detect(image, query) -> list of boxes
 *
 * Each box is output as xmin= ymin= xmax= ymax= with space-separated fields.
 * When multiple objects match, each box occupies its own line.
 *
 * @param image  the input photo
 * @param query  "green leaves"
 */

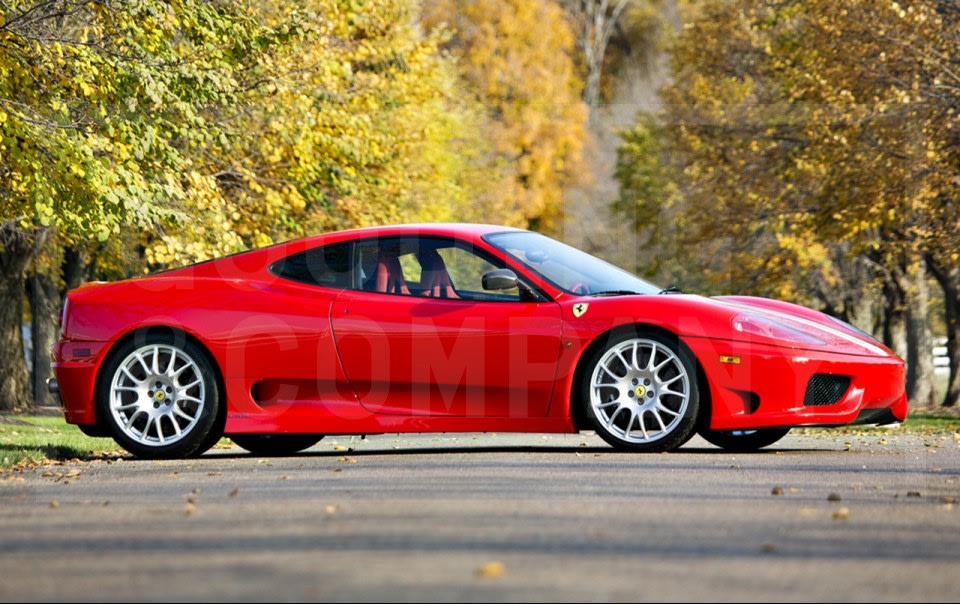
xmin=2 ymin=0 xmax=276 ymax=248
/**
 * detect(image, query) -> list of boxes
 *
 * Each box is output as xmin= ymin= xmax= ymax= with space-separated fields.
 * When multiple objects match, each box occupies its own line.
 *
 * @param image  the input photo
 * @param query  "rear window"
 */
xmin=271 ymin=243 xmax=352 ymax=288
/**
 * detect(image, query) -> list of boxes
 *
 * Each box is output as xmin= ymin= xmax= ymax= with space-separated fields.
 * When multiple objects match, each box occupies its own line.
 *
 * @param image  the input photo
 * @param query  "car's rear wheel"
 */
xmin=97 ymin=334 xmax=221 ymax=459
xmin=230 ymin=434 xmax=324 ymax=456
xmin=583 ymin=331 xmax=699 ymax=452
xmin=698 ymin=428 xmax=790 ymax=452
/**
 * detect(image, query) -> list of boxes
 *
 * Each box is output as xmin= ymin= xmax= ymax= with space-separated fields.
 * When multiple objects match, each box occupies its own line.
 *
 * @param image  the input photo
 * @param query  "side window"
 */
xmin=353 ymin=237 xmax=522 ymax=301
xmin=437 ymin=246 xmax=518 ymax=300
xmin=272 ymin=242 xmax=352 ymax=288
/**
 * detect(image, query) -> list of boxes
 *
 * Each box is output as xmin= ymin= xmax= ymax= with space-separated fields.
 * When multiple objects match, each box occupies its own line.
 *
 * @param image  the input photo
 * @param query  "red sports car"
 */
xmin=51 ymin=224 xmax=907 ymax=458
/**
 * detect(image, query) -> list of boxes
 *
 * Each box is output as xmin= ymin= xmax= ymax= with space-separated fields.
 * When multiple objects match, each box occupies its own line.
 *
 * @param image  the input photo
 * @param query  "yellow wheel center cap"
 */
xmin=155 ymin=391 xmax=166 ymax=402
xmin=635 ymin=385 xmax=646 ymax=398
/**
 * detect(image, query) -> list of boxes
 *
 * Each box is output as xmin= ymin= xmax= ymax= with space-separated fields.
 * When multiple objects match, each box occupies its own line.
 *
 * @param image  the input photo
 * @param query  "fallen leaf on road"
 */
xmin=185 ymin=503 xmax=197 ymax=516
xmin=771 ymin=487 xmax=784 ymax=496
xmin=476 ymin=561 xmax=505 ymax=578
xmin=334 ymin=445 xmax=347 ymax=451
xmin=798 ymin=507 xmax=818 ymax=517
xmin=832 ymin=507 xmax=850 ymax=520
xmin=827 ymin=493 xmax=842 ymax=502
xmin=762 ymin=543 xmax=779 ymax=553
xmin=49 ymin=500 xmax=60 ymax=509
xmin=789 ymin=487 xmax=803 ymax=494
xmin=331 ymin=468 xmax=343 ymax=473
xmin=907 ymin=491 xmax=921 ymax=498
xmin=64 ymin=469 xmax=82 ymax=478
xmin=324 ymin=505 xmax=338 ymax=515
xmin=339 ymin=457 xmax=357 ymax=464
xmin=229 ymin=488 xmax=239 ymax=498
xmin=279 ymin=476 xmax=289 ymax=481
xmin=207 ymin=471 xmax=222 ymax=477
xmin=941 ymin=496 xmax=957 ymax=504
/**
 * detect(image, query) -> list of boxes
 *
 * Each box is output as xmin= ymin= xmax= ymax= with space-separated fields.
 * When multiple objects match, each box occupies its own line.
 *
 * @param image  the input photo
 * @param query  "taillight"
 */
xmin=59 ymin=297 xmax=69 ymax=338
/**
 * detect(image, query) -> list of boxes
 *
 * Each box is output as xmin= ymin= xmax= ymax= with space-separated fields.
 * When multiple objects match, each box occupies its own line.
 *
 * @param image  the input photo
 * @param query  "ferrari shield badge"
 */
xmin=573 ymin=302 xmax=589 ymax=318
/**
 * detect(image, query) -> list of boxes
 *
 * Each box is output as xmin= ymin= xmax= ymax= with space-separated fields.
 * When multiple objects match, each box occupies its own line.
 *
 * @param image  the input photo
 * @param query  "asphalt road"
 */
xmin=1 ymin=430 xmax=959 ymax=602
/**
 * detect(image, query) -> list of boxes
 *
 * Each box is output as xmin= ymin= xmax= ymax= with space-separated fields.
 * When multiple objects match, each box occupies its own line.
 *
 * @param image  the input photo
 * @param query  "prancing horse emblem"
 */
xmin=573 ymin=303 xmax=589 ymax=318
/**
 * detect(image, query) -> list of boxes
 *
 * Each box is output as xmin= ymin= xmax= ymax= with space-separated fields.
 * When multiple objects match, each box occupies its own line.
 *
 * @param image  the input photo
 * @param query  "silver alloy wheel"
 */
xmin=109 ymin=344 xmax=206 ymax=447
xmin=590 ymin=338 xmax=690 ymax=444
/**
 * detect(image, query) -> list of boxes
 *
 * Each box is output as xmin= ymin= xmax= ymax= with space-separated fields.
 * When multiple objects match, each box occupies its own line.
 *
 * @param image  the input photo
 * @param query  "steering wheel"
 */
xmin=569 ymin=282 xmax=589 ymax=295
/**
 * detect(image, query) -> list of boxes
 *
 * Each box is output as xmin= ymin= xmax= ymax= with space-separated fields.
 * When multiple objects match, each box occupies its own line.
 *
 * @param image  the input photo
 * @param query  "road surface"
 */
xmin=1 ymin=431 xmax=958 ymax=602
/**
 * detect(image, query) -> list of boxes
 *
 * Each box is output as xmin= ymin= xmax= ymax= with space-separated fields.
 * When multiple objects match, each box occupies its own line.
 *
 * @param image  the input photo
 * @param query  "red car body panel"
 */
xmin=53 ymin=224 xmax=907 ymax=436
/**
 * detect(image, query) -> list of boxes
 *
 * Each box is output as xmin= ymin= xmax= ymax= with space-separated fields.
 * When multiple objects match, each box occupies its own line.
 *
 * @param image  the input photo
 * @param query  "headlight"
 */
xmin=732 ymin=312 xmax=826 ymax=346
xmin=828 ymin=315 xmax=881 ymax=345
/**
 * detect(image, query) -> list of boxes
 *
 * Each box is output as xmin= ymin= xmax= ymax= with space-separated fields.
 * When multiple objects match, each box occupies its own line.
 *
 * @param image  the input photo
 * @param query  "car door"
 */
xmin=330 ymin=235 xmax=563 ymax=417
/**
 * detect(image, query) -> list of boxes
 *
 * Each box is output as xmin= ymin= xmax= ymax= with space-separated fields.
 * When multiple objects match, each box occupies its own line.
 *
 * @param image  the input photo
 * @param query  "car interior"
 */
xmin=356 ymin=238 xmax=519 ymax=301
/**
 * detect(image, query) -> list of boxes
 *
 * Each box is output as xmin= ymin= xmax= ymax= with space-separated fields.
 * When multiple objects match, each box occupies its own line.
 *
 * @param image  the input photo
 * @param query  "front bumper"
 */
xmin=51 ymin=340 xmax=112 ymax=425
xmin=685 ymin=336 xmax=907 ymax=431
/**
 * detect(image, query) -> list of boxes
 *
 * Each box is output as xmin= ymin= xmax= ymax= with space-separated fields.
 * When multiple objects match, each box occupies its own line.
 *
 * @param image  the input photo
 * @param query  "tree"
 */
xmin=565 ymin=0 xmax=631 ymax=114
xmin=617 ymin=0 xmax=955 ymax=404
xmin=0 ymin=0 xmax=285 ymax=408
xmin=423 ymin=0 xmax=588 ymax=231
xmin=148 ymin=0 xmax=497 ymax=267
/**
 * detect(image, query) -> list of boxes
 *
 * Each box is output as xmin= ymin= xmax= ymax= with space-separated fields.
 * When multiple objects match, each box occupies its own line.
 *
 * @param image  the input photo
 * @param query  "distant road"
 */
xmin=1 ymin=431 xmax=958 ymax=602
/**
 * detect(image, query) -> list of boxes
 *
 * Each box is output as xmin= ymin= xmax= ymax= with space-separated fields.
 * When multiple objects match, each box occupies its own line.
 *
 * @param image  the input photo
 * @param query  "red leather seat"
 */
xmin=418 ymin=250 xmax=459 ymax=299
xmin=374 ymin=254 xmax=410 ymax=295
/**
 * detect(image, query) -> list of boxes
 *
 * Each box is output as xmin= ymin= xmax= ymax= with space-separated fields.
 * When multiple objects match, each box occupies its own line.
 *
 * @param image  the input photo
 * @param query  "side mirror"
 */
xmin=482 ymin=268 xmax=519 ymax=291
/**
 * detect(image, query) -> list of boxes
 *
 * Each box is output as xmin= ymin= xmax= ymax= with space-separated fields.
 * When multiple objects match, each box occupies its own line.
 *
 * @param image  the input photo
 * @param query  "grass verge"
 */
xmin=0 ymin=415 xmax=117 ymax=471
xmin=798 ymin=412 xmax=960 ymax=436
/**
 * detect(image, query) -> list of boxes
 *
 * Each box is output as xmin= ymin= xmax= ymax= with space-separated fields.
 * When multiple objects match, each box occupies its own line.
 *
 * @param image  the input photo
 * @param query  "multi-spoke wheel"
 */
xmin=583 ymin=331 xmax=699 ymax=452
xmin=698 ymin=428 xmax=790 ymax=452
xmin=231 ymin=434 xmax=324 ymax=456
xmin=97 ymin=334 xmax=221 ymax=459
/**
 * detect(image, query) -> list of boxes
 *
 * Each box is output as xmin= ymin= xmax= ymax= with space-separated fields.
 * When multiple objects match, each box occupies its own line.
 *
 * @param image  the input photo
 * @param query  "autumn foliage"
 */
xmin=616 ymin=0 xmax=960 ymax=406
xmin=0 ymin=0 xmax=589 ymax=408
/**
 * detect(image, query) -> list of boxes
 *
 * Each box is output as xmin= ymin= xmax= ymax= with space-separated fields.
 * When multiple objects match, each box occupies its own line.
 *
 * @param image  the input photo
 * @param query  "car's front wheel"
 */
xmin=698 ymin=428 xmax=790 ymax=452
xmin=583 ymin=331 xmax=700 ymax=452
xmin=97 ymin=334 xmax=221 ymax=459
xmin=230 ymin=435 xmax=323 ymax=456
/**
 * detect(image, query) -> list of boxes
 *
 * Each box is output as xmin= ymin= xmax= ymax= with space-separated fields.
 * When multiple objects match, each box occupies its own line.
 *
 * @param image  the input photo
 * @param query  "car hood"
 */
xmin=575 ymin=293 xmax=895 ymax=358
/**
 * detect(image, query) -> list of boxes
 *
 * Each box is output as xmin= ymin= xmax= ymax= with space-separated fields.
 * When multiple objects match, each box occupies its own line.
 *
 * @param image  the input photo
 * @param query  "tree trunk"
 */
xmin=61 ymin=245 xmax=87 ymax=296
xmin=881 ymin=277 xmax=908 ymax=361
xmin=904 ymin=263 xmax=936 ymax=407
xmin=569 ymin=0 xmax=630 ymax=116
xmin=26 ymin=269 xmax=59 ymax=407
xmin=584 ymin=60 xmax=602 ymax=114
xmin=0 ymin=223 xmax=37 ymax=411
xmin=926 ymin=254 xmax=960 ymax=407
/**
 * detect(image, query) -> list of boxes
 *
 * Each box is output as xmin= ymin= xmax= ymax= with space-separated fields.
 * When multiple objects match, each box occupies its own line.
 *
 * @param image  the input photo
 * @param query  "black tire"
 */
xmin=230 ymin=434 xmax=323 ymax=456
xmin=96 ymin=333 xmax=222 ymax=459
xmin=698 ymin=428 xmax=790 ymax=452
xmin=582 ymin=330 xmax=700 ymax=452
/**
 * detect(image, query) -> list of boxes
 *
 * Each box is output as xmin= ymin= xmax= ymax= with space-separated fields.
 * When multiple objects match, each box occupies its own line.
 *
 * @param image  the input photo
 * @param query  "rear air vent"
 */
xmin=803 ymin=374 xmax=851 ymax=406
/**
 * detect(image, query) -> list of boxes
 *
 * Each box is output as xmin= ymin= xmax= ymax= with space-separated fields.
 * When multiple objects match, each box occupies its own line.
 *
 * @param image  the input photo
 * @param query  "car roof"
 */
xmin=300 ymin=223 xmax=525 ymax=246
xmin=156 ymin=223 xmax=528 ymax=280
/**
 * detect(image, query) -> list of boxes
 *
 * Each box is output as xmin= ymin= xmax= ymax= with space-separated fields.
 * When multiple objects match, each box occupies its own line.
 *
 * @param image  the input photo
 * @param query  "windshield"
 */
xmin=484 ymin=231 xmax=661 ymax=296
